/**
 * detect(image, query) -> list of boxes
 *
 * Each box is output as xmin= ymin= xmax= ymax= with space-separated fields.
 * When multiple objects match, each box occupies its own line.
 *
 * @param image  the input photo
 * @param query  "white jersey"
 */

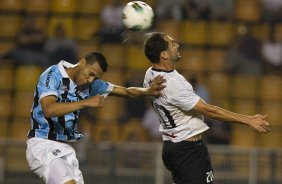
xmin=143 ymin=67 xmax=209 ymax=142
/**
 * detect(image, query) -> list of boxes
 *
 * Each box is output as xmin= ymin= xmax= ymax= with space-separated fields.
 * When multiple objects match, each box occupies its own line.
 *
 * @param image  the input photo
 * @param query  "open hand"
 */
xmin=148 ymin=75 xmax=166 ymax=96
xmin=248 ymin=114 xmax=271 ymax=133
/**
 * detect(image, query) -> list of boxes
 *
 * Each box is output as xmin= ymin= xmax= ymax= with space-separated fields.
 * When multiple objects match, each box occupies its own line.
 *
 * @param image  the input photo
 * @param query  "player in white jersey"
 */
xmin=143 ymin=32 xmax=271 ymax=184
xmin=26 ymin=52 xmax=165 ymax=184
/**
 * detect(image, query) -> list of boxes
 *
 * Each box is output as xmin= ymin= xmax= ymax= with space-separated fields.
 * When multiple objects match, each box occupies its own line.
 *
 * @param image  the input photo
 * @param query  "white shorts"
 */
xmin=26 ymin=137 xmax=84 ymax=184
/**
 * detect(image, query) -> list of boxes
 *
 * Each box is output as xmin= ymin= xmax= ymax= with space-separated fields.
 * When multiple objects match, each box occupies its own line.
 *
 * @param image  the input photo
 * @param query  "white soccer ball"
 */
xmin=122 ymin=1 xmax=154 ymax=31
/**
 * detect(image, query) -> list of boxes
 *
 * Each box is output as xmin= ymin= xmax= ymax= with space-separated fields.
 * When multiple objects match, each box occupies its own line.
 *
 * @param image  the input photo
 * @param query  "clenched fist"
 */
xmin=86 ymin=95 xmax=105 ymax=108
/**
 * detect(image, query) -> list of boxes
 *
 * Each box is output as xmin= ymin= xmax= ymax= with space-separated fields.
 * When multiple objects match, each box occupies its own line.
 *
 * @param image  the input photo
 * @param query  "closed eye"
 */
xmin=94 ymin=73 xmax=100 ymax=79
xmin=88 ymin=70 xmax=98 ymax=78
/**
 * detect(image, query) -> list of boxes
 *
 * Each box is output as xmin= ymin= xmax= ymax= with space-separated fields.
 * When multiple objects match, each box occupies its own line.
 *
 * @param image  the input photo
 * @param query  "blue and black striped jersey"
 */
xmin=27 ymin=61 xmax=113 ymax=142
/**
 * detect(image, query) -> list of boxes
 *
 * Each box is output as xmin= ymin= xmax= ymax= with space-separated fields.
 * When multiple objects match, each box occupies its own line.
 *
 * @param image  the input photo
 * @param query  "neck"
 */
xmin=65 ymin=66 xmax=77 ymax=82
xmin=152 ymin=62 xmax=174 ymax=71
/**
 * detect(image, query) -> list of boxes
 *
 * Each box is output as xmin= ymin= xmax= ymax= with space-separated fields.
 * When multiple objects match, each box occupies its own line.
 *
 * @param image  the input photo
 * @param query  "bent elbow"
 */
xmin=42 ymin=107 xmax=55 ymax=118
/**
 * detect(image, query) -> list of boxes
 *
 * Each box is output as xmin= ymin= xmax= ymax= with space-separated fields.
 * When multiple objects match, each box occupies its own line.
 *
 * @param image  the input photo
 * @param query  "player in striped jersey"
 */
xmin=26 ymin=52 xmax=165 ymax=184
xmin=143 ymin=33 xmax=271 ymax=184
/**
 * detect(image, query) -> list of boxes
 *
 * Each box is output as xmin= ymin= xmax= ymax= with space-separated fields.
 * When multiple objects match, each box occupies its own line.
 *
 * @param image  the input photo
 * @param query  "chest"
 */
xmin=57 ymin=83 xmax=89 ymax=102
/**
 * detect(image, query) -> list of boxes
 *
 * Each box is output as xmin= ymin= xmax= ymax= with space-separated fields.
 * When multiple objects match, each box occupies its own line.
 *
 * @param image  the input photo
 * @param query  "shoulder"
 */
xmin=91 ymin=79 xmax=109 ymax=87
xmin=90 ymin=79 xmax=113 ymax=96
xmin=167 ymin=72 xmax=192 ymax=89
xmin=41 ymin=65 xmax=60 ymax=78
xmin=163 ymin=73 xmax=194 ymax=98
xmin=38 ymin=65 xmax=61 ymax=86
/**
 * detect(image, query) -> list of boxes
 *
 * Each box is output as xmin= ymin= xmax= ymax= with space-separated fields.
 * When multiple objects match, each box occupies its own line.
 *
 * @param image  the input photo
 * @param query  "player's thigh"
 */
xmin=48 ymin=158 xmax=77 ymax=184
xmin=163 ymin=140 xmax=213 ymax=183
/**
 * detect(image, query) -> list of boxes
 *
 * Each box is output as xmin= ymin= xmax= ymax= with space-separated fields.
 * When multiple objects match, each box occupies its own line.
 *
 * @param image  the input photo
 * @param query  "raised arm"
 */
xmin=41 ymin=95 xmax=104 ymax=118
xmin=193 ymin=99 xmax=271 ymax=133
xmin=110 ymin=75 xmax=166 ymax=98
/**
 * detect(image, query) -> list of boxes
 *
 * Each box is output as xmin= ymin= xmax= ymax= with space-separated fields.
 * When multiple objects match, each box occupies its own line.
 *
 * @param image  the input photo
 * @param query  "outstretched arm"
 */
xmin=110 ymin=75 xmax=166 ymax=98
xmin=193 ymin=99 xmax=271 ymax=133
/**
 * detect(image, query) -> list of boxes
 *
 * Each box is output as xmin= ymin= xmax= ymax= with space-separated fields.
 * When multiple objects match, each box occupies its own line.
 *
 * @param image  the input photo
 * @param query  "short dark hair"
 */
xmin=84 ymin=52 xmax=108 ymax=72
xmin=144 ymin=32 xmax=168 ymax=64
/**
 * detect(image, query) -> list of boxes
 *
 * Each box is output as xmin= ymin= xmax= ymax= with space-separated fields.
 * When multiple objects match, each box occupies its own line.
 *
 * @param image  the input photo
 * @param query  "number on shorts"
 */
xmin=206 ymin=170 xmax=214 ymax=183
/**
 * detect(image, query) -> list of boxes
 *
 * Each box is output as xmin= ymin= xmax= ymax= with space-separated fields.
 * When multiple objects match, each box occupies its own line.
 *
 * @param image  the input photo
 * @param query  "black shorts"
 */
xmin=162 ymin=140 xmax=214 ymax=184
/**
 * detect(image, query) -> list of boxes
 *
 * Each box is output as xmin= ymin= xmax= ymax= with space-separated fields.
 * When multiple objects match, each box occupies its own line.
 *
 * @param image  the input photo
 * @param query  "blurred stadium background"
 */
xmin=0 ymin=0 xmax=281 ymax=183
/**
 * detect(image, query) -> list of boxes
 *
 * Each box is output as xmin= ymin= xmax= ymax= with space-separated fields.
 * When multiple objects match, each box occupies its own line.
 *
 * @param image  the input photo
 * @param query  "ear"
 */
xmin=160 ymin=51 xmax=168 ymax=60
xmin=78 ymin=58 xmax=86 ymax=66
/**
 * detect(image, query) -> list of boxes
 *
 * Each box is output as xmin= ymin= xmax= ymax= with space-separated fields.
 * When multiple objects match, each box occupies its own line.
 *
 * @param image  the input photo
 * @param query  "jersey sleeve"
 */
xmin=37 ymin=69 xmax=60 ymax=101
xmin=89 ymin=79 xmax=114 ymax=98
xmin=167 ymin=79 xmax=200 ymax=111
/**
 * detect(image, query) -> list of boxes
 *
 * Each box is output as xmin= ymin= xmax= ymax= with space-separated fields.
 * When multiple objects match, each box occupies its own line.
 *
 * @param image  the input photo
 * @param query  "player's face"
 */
xmin=164 ymin=36 xmax=181 ymax=62
xmin=77 ymin=61 xmax=104 ymax=87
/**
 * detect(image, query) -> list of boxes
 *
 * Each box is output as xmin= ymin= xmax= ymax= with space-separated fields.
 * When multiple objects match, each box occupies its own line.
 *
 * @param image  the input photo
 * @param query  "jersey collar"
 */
xmin=58 ymin=60 xmax=75 ymax=78
xmin=151 ymin=67 xmax=174 ymax=73
xmin=58 ymin=60 xmax=78 ymax=87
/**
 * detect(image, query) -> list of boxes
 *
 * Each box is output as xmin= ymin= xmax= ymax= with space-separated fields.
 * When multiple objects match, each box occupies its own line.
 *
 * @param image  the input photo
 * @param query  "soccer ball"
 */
xmin=122 ymin=1 xmax=154 ymax=31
